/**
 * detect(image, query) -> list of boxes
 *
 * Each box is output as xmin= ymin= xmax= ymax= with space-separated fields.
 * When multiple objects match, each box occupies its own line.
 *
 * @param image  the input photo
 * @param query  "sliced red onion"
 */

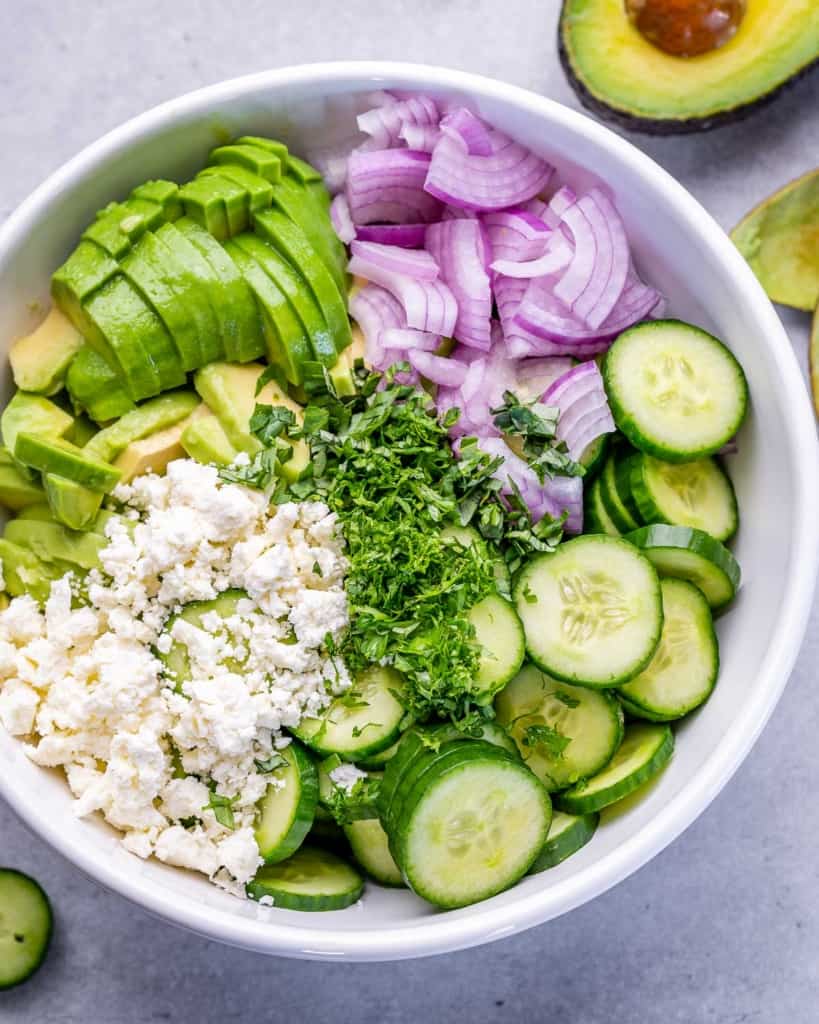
xmin=523 ymin=197 xmax=550 ymax=221
xmin=355 ymin=223 xmax=428 ymax=248
xmin=491 ymin=232 xmax=572 ymax=279
xmin=346 ymin=150 xmax=442 ymax=224
xmin=398 ymin=123 xmax=441 ymax=152
xmin=542 ymin=361 xmax=615 ymax=460
xmin=442 ymin=206 xmax=479 ymax=221
xmin=483 ymin=209 xmax=551 ymax=265
xmin=542 ymin=474 xmax=584 ymax=534
xmin=426 ymin=220 xmax=492 ymax=350
xmin=408 ymin=349 xmax=468 ymax=387
xmin=424 ymin=129 xmax=554 ymax=212
xmin=439 ymin=108 xmax=493 ymax=157
xmin=350 ymin=239 xmax=439 ymax=281
xmin=357 ymin=96 xmax=440 ymax=151
xmin=349 ymin=284 xmax=405 ymax=367
xmin=514 ymin=356 xmax=575 ymax=400
xmin=381 ymin=328 xmax=440 ymax=352
xmin=347 ymin=253 xmax=458 ymax=337
xmin=330 ymin=194 xmax=356 ymax=243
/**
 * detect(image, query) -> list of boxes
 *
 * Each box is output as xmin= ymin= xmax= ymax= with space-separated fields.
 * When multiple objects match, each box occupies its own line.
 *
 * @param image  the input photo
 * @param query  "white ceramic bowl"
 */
xmin=0 ymin=62 xmax=816 ymax=962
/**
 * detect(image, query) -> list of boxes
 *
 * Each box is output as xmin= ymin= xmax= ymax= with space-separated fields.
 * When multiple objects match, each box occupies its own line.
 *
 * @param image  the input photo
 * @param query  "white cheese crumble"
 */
xmin=0 ymin=458 xmax=350 ymax=897
xmin=329 ymin=762 xmax=368 ymax=794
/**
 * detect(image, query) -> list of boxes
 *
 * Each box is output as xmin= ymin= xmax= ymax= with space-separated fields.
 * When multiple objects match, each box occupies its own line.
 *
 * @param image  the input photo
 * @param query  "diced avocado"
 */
xmin=121 ymin=232 xmax=203 ymax=370
xmin=253 ymin=209 xmax=352 ymax=355
xmin=223 ymin=240 xmax=308 ymax=385
xmin=65 ymin=415 xmax=98 ymax=447
xmin=15 ymin=433 xmax=122 ymax=493
xmin=84 ymin=390 xmax=201 ymax=463
xmin=273 ymin=175 xmax=348 ymax=296
xmin=66 ymin=344 xmax=136 ymax=423
xmin=235 ymin=137 xmax=290 ymax=166
xmin=209 ymin=144 xmax=282 ymax=184
xmin=558 ymin=0 xmax=819 ymax=134
xmin=153 ymin=222 xmax=225 ymax=366
xmin=171 ymin=219 xmax=263 ymax=363
xmin=282 ymin=153 xmax=323 ymax=185
xmin=9 ymin=307 xmax=83 ymax=395
xmin=731 ymin=168 xmax=819 ymax=312
xmin=178 ymin=174 xmax=247 ymax=241
xmin=43 ymin=475 xmax=103 ymax=531
xmin=181 ymin=408 xmax=239 ymax=466
xmin=4 ymin=519 xmax=105 ymax=571
xmin=0 ymin=461 xmax=46 ymax=511
xmin=0 ymin=538 xmax=65 ymax=603
xmin=51 ymin=241 xmax=119 ymax=335
xmin=112 ymin=418 xmax=192 ymax=483
xmin=232 ymin=233 xmax=334 ymax=366
xmin=83 ymin=196 xmax=168 ymax=258
xmin=131 ymin=180 xmax=183 ymax=221
xmin=16 ymin=502 xmax=119 ymax=535
xmin=1 ymin=393 xmax=74 ymax=456
xmin=199 ymin=164 xmax=273 ymax=212
xmin=16 ymin=503 xmax=55 ymax=522
xmin=332 ymin=323 xmax=364 ymax=397
xmin=193 ymin=361 xmax=309 ymax=481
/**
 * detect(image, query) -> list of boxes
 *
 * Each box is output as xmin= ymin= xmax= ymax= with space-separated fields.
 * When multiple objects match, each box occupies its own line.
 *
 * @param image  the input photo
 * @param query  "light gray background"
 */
xmin=1 ymin=2 xmax=818 ymax=1021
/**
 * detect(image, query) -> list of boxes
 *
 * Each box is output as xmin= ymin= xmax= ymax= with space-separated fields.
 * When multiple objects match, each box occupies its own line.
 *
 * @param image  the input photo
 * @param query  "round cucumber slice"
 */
xmin=344 ymin=818 xmax=405 ymax=887
xmin=514 ymin=535 xmax=663 ymax=688
xmin=495 ymin=664 xmax=624 ymax=791
xmin=467 ymin=592 xmax=525 ymax=702
xmin=255 ymin=740 xmax=318 ymax=864
xmin=600 ymin=452 xmax=640 ymax=532
xmin=603 ymin=320 xmax=748 ymax=462
xmin=578 ymin=433 xmax=609 ymax=480
xmin=528 ymin=810 xmax=599 ymax=873
xmin=617 ymin=579 xmax=719 ymax=721
xmin=584 ymin=475 xmax=621 ymax=537
xmin=555 ymin=722 xmax=674 ymax=814
xmin=630 ymin=453 xmax=738 ymax=542
xmin=357 ymin=738 xmax=401 ymax=770
xmin=157 ymin=588 xmax=249 ymax=690
xmin=245 ymin=846 xmax=364 ymax=911
xmin=395 ymin=743 xmax=551 ymax=908
xmin=626 ymin=524 xmax=740 ymax=611
xmin=0 ymin=869 xmax=53 ymax=989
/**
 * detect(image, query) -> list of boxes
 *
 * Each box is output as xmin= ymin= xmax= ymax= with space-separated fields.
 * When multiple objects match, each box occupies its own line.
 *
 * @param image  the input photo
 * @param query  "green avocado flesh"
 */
xmin=66 ymin=345 xmax=136 ymax=423
xmin=731 ymin=168 xmax=819 ymax=311
xmin=559 ymin=0 xmax=819 ymax=132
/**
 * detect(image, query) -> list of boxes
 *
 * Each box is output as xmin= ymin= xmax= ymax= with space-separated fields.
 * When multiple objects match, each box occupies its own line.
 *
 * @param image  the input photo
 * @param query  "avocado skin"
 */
xmin=557 ymin=8 xmax=819 ymax=135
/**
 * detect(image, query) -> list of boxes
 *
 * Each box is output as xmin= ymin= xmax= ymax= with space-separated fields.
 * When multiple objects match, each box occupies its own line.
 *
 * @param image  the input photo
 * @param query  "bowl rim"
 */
xmin=0 ymin=60 xmax=817 ymax=961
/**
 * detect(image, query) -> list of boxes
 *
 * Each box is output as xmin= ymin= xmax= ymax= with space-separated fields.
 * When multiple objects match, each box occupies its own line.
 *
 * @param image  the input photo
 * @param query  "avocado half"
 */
xmin=559 ymin=0 xmax=819 ymax=134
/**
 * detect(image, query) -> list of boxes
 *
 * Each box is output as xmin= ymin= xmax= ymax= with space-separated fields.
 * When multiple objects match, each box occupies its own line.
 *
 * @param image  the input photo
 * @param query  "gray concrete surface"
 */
xmin=1 ymin=2 xmax=818 ymax=1020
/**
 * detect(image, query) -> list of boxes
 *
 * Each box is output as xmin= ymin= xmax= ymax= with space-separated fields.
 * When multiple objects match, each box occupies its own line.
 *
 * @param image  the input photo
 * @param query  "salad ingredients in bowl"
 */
xmin=0 ymin=83 xmax=755 ymax=953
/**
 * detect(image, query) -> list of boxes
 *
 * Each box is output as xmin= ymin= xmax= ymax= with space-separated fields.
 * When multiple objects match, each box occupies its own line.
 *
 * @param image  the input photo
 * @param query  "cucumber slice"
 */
xmin=630 ymin=453 xmax=738 ymax=542
xmin=255 ymin=740 xmax=318 ymax=863
xmin=292 ymin=666 xmax=407 ymax=759
xmin=495 ymin=664 xmax=623 ymax=792
xmin=555 ymin=722 xmax=673 ymax=814
xmin=617 ymin=579 xmax=718 ymax=720
xmin=14 ymin=433 xmax=121 ymax=492
xmin=317 ymin=756 xmax=380 ymax=822
xmin=427 ymin=719 xmax=518 ymax=754
xmin=394 ymin=742 xmax=551 ymax=908
xmin=528 ymin=811 xmax=599 ymax=873
xmin=468 ymin=592 xmax=525 ymax=702
xmin=579 ymin=433 xmax=609 ymax=480
xmin=357 ymin=738 xmax=400 ymax=770
xmin=603 ymin=320 xmax=748 ymax=462
xmin=245 ymin=846 xmax=364 ymax=911
xmin=514 ymin=535 xmax=663 ymax=688
xmin=583 ymin=475 xmax=621 ymax=537
xmin=343 ymin=818 xmax=405 ymax=887
xmin=614 ymin=450 xmax=643 ymax=525
xmin=626 ymin=524 xmax=740 ymax=611
xmin=600 ymin=451 xmax=640 ymax=532
xmin=157 ymin=588 xmax=247 ymax=689
xmin=0 ymin=869 xmax=53 ymax=989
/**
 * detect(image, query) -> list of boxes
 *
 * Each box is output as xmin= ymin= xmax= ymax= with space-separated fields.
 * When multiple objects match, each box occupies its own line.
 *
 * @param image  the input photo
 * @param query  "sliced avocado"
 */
xmin=66 ymin=344 xmax=137 ymax=423
xmin=272 ymin=175 xmax=348 ymax=298
xmin=15 ymin=433 xmax=121 ymax=493
xmin=65 ymin=415 xmax=98 ymax=447
xmin=209 ymin=144 xmax=283 ymax=184
xmin=0 ymin=538 xmax=66 ymax=603
xmin=16 ymin=503 xmax=55 ymax=522
xmin=51 ymin=241 xmax=120 ymax=334
xmin=16 ymin=502 xmax=119 ymax=535
xmin=153 ymin=222 xmax=225 ymax=366
xmin=1 ymin=393 xmax=74 ymax=456
xmin=0 ymin=461 xmax=46 ymax=511
xmin=231 ymin=233 xmax=334 ymax=366
xmin=558 ymin=0 xmax=819 ymax=133
xmin=83 ymin=196 xmax=168 ymax=258
xmin=193 ymin=361 xmax=309 ymax=480
xmin=121 ymin=231 xmax=203 ymax=370
xmin=199 ymin=163 xmax=273 ymax=212
xmin=178 ymin=174 xmax=248 ymax=240
xmin=112 ymin=418 xmax=192 ymax=483
xmin=4 ymin=519 xmax=105 ymax=571
xmin=9 ymin=307 xmax=83 ymax=395
xmin=731 ymin=168 xmax=819 ymax=311
xmin=131 ymin=180 xmax=183 ymax=221
xmin=253 ymin=209 xmax=352 ymax=355
xmin=172 ymin=219 xmax=264 ymax=363
xmin=84 ymin=390 xmax=200 ymax=463
xmin=43 ymin=475 xmax=103 ymax=531
xmin=181 ymin=408 xmax=240 ymax=466
xmin=235 ymin=137 xmax=290 ymax=166
xmin=223 ymin=240 xmax=308 ymax=385
xmin=282 ymin=153 xmax=323 ymax=185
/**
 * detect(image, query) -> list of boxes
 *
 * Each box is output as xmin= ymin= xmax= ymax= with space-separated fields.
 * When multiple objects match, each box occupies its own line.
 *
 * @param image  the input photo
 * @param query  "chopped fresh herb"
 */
xmin=312 ymin=560 xmax=323 ymax=578
xmin=351 ymin=722 xmax=381 ymax=738
xmin=553 ymin=691 xmax=581 ymax=709
xmin=491 ymin=391 xmax=584 ymax=483
xmin=522 ymin=583 xmax=538 ymax=605
xmin=254 ymin=752 xmax=288 ymax=774
xmin=321 ymin=774 xmax=382 ymax=826
xmin=522 ymin=722 xmax=571 ymax=759
xmin=205 ymin=792 xmax=237 ymax=830
xmin=218 ymin=448 xmax=278 ymax=490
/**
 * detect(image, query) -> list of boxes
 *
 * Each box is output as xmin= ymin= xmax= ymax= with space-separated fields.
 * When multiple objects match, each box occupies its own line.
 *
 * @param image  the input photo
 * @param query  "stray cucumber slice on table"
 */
xmin=467 ymin=592 xmax=525 ymax=702
xmin=630 ymin=453 xmax=738 ymax=542
xmin=603 ymin=320 xmax=748 ymax=461
xmin=626 ymin=524 xmax=740 ymax=611
xmin=495 ymin=664 xmax=623 ymax=791
xmin=246 ymin=846 xmax=364 ymax=911
xmin=617 ymin=579 xmax=719 ymax=721
xmin=584 ymin=475 xmax=621 ymax=537
xmin=0 ymin=869 xmax=53 ymax=990
xmin=390 ymin=741 xmax=552 ymax=908
xmin=528 ymin=811 xmax=599 ymax=873
xmin=514 ymin=535 xmax=663 ymax=688
xmin=292 ymin=665 xmax=407 ymax=759
xmin=555 ymin=722 xmax=674 ymax=815
xmin=255 ymin=740 xmax=318 ymax=864
xmin=344 ymin=818 xmax=405 ymax=887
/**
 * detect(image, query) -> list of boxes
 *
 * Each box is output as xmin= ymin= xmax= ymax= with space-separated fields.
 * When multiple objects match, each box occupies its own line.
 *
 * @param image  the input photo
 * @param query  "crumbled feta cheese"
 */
xmin=329 ymin=762 xmax=368 ymax=793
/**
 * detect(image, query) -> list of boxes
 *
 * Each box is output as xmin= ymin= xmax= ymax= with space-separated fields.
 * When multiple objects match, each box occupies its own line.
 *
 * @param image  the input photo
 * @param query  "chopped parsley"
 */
xmin=205 ymin=792 xmax=237 ymax=830
xmin=521 ymin=722 xmax=571 ymax=759
xmin=491 ymin=390 xmax=584 ymax=483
